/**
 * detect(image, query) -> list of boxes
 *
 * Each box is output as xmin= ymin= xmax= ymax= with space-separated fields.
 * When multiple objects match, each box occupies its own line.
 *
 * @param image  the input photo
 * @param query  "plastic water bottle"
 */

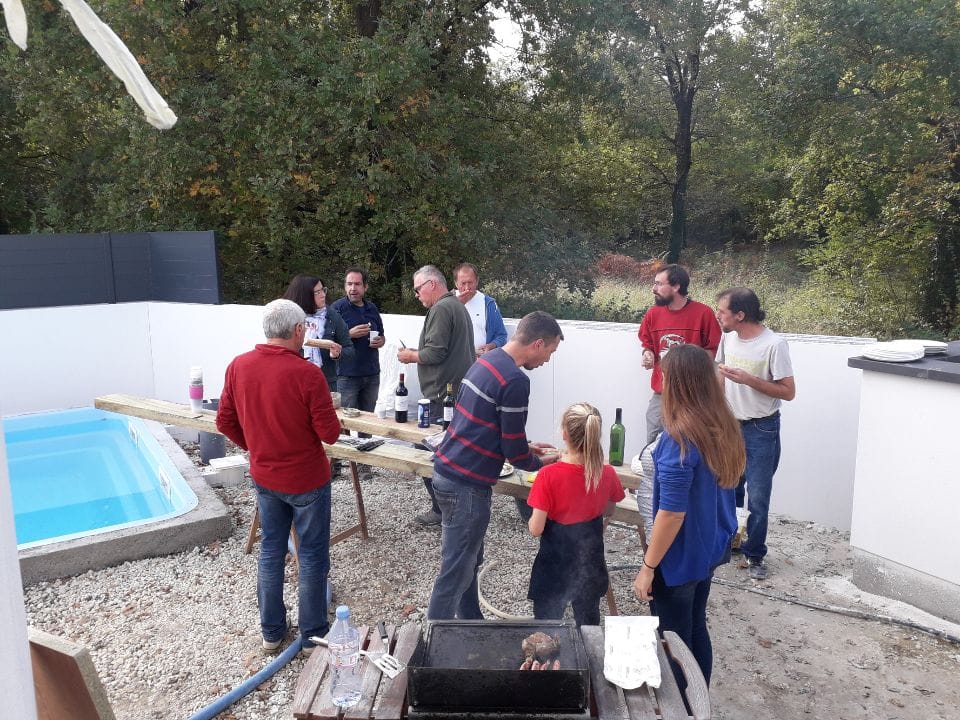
xmin=328 ymin=605 xmax=362 ymax=708
xmin=188 ymin=366 xmax=204 ymax=413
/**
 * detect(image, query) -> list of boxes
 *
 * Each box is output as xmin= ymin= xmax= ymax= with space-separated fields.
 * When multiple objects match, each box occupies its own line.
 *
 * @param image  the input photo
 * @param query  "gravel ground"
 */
xmin=23 ymin=441 xmax=960 ymax=720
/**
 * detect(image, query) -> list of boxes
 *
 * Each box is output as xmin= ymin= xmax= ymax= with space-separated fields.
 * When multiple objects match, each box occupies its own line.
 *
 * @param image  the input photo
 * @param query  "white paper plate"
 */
xmin=499 ymin=462 xmax=515 ymax=478
xmin=863 ymin=340 xmax=924 ymax=362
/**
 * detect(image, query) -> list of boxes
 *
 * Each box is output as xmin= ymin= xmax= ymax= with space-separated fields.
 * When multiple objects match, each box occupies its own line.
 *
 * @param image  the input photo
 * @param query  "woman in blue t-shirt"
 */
xmin=633 ymin=344 xmax=745 ymax=685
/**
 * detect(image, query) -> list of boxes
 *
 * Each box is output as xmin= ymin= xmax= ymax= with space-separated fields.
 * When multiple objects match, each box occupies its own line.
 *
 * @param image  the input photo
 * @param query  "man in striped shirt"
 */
xmin=427 ymin=311 xmax=564 ymax=620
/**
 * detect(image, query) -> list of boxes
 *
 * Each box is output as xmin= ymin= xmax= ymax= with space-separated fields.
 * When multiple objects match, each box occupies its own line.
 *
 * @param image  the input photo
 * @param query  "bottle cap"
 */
xmin=189 ymin=366 xmax=203 ymax=382
xmin=335 ymin=605 xmax=350 ymax=620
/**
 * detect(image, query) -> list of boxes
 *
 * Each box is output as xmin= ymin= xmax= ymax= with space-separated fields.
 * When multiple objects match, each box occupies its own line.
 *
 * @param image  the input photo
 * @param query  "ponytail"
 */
xmin=562 ymin=403 xmax=605 ymax=492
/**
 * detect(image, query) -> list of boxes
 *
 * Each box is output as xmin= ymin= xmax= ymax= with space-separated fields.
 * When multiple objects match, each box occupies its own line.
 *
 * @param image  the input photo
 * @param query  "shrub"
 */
xmin=595 ymin=253 xmax=663 ymax=283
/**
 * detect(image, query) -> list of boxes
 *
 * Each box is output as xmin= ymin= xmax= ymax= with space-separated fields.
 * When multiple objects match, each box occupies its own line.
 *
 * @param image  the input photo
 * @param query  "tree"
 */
xmin=755 ymin=0 xmax=960 ymax=333
xmin=518 ymin=0 xmax=750 ymax=262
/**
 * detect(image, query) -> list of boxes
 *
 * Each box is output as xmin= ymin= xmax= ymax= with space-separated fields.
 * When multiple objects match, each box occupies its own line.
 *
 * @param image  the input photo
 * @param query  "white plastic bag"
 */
xmin=603 ymin=615 xmax=661 ymax=689
xmin=374 ymin=339 xmax=404 ymax=417
xmin=630 ymin=434 xmax=659 ymax=546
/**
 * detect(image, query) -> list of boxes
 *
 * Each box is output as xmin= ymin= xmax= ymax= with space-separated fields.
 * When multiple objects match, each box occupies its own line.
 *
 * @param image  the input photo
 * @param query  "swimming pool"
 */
xmin=6 ymin=407 xmax=198 ymax=549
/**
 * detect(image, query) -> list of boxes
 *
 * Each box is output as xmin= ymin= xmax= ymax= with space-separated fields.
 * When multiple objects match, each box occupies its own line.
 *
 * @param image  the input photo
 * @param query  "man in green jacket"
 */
xmin=398 ymin=264 xmax=475 ymax=524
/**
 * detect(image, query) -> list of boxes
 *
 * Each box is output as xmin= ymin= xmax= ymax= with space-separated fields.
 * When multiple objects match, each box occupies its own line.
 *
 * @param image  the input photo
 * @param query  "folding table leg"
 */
xmin=349 ymin=461 xmax=370 ymax=540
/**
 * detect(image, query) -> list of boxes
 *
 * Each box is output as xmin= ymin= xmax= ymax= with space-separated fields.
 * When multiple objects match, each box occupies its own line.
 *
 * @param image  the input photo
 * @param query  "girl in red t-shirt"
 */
xmin=527 ymin=403 xmax=626 ymax=625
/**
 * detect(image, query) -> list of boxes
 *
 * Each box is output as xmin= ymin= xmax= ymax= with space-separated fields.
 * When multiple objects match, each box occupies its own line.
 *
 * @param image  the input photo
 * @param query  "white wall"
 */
xmin=1 ymin=302 xmax=873 ymax=530
xmin=148 ymin=303 xmax=263 ymax=402
xmin=0 ymin=304 xmax=154 ymax=414
xmin=849 ymin=371 xmax=960 ymax=585
xmin=0 ymin=408 xmax=38 ymax=720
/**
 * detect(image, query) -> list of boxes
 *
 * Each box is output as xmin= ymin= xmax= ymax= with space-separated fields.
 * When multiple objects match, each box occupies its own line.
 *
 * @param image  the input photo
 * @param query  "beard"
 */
xmin=653 ymin=293 xmax=672 ymax=306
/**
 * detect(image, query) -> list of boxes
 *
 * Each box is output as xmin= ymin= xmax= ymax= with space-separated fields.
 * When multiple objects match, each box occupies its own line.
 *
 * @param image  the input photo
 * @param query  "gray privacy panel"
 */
xmin=0 ymin=231 xmax=219 ymax=309
xmin=148 ymin=231 xmax=219 ymax=303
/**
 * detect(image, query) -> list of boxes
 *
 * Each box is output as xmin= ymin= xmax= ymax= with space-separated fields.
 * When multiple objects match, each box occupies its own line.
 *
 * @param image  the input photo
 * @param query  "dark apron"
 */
xmin=528 ymin=516 xmax=608 ymax=603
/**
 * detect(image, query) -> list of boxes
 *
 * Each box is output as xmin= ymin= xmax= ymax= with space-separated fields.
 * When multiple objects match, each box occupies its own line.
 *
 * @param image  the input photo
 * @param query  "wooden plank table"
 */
xmin=94 ymin=394 xmax=648 ymax=608
xmin=292 ymin=623 xmax=710 ymax=720
xmin=93 ymin=394 xmax=642 ymax=487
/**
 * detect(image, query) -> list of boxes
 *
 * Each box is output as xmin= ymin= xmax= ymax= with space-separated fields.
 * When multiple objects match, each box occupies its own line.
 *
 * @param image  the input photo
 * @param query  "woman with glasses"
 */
xmin=282 ymin=274 xmax=354 ymax=392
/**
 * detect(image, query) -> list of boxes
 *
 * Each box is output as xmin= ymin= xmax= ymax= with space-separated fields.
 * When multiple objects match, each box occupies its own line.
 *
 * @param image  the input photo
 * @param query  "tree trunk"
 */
xmin=356 ymin=0 xmax=382 ymax=37
xmin=660 ymin=40 xmax=699 ymax=265
xmin=920 ymin=123 xmax=960 ymax=331
xmin=669 ymin=98 xmax=693 ymax=264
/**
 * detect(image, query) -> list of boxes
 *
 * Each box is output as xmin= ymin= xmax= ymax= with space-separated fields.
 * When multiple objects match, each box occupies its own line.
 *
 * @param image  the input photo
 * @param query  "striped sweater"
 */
xmin=434 ymin=348 xmax=542 ymax=485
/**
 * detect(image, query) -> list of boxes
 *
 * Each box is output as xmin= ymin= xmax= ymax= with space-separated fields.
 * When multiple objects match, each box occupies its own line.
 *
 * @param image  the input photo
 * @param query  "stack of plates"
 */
xmin=918 ymin=340 xmax=949 ymax=355
xmin=863 ymin=340 xmax=925 ymax=363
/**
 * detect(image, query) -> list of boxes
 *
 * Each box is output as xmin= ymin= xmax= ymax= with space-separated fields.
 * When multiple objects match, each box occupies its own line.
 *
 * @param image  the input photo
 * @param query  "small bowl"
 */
xmin=341 ymin=407 xmax=360 ymax=418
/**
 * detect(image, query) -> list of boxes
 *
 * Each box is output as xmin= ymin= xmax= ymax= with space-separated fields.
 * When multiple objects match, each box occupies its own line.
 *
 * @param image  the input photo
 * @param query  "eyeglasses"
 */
xmin=313 ymin=287 xmax=326 ymax=295
xmin=413 ymin=278 xmax=434 ymax=296
xmin=653 ymin=281 xmax=671 ymax=288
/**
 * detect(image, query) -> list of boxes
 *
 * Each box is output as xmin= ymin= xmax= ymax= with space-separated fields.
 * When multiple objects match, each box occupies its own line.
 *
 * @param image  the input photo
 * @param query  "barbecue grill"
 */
xmin=406 ymin=620 xmax=591 ymax=720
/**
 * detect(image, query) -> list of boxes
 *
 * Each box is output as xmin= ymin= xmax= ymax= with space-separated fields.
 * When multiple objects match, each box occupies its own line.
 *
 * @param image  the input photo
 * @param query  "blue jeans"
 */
xmin=255 ymin=483 xmax=331 ymax=646
xmin=737 ymin=413 xmax=781 ymax=561
xmin=337 ymin=374 xmax=380 ymax=413
xmin=426 ymin=473 xmax=492 ymax=620
xmin=650 ymin=570 xmax=714 ymax=686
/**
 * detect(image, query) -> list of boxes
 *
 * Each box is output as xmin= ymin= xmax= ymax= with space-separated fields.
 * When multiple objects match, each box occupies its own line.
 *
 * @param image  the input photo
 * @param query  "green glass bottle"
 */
xmin=609 ymin=407 xmax=625 ymax=466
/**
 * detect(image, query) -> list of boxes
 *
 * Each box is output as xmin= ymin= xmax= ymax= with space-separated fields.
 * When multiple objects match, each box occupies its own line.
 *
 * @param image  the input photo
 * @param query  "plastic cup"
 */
xmin=369 ymin=330 xmax=379 ymax=344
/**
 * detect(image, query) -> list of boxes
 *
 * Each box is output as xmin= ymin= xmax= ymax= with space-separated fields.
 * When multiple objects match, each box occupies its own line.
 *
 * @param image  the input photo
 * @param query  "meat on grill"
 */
xmin=520 ymin=632 xmax=561 ymax=670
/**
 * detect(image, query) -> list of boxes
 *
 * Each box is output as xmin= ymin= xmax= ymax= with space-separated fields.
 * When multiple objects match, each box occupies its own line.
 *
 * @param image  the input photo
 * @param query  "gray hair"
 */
xmin=262 ymin=299 xmax=305 ymax=339
xmin=414 ymin=264 xmax=447 ymax=288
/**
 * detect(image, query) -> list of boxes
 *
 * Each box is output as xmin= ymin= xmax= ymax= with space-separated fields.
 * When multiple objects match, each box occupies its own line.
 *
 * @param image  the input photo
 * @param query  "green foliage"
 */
xmin=1 ymin=0 xmax=959 ymax=338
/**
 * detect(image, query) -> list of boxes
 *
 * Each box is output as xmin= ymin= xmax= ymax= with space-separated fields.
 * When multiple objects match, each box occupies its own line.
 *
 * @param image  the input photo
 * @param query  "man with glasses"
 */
xmin=398 ymin=265 xmax=474 ymax=525
xmin=638 ymin=264 xmax=721 ymax=443
xmin=217 ymin=299 xmax=341 ymax=656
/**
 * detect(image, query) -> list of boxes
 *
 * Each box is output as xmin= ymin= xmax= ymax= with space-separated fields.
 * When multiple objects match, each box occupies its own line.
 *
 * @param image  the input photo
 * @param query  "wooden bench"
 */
xmin=291 ymin=623 xmax=710 ymax=720
xmin=581 ymin=625 xmax=710 ymax=720
xmin=292 ymin=623 xmax=421 ymax=720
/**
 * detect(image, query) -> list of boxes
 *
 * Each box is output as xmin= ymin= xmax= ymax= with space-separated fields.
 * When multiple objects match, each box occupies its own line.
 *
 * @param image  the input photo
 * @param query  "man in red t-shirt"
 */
xmin=638 ymin=264 xmax=721 ymax=443
xmin=217 ymin=299 xmax=341 ymax=656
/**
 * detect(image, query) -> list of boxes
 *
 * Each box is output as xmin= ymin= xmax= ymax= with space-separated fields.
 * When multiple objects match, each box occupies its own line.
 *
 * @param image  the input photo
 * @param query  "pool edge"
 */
xmin=18 ymin=419 xmax=234 ymax=586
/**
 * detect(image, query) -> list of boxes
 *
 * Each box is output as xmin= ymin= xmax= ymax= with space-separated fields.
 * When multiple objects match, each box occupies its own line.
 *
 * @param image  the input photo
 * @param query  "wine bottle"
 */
xmin=395 ymin=373 xmax=409 ymax=423
xmin=441 ymin=382 xmax=455 ymax=429
xmin=609 ymin=407 xmax=625 ymax=466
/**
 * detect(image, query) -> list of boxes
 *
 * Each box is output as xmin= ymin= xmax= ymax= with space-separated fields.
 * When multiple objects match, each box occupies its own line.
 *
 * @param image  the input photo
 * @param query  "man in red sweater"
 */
xmin=217 ymin=299 xmax=341 ymax=655
xmin=638 ymin=264 xmax=721 ymax=443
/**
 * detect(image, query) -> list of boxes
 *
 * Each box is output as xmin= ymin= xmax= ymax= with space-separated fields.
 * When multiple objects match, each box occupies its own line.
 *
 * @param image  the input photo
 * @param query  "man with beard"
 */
xmin=332 ymin=267 xmax=385 ymax=415
xmin=638 ymin=264 xmax=721 ymax=443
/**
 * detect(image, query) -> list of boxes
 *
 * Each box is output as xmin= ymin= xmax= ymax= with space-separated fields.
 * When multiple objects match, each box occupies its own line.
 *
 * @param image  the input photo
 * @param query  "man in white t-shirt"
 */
xmin=716 ymin=288 xmax=796 ymax=581
xmin=454 ymin=263 xmax=508 ymax=356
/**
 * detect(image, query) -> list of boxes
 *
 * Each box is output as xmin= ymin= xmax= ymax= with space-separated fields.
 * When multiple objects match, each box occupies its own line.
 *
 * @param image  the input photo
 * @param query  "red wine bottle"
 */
xmin=395 ymin=373 xmax=409 ymax=423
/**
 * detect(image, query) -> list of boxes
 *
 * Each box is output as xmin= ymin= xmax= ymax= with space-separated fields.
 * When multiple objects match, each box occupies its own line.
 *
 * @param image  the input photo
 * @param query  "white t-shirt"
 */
xmin=716 ymin=327 xmax=793 ymax=420
xmin=462 ymin=291 xmax=488 ymax=351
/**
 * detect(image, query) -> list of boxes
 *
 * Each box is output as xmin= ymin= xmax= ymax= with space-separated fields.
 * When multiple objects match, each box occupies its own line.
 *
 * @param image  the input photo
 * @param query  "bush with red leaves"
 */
xmin=595 ymin=253 xmax=663 ymax=283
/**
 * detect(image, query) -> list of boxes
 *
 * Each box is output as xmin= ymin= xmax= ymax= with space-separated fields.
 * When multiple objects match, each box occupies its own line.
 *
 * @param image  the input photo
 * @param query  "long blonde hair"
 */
xmin=561 ymin=403 xmax=605 ymax=492
xmin=660 ymin=345 xmax=746 ymax=488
